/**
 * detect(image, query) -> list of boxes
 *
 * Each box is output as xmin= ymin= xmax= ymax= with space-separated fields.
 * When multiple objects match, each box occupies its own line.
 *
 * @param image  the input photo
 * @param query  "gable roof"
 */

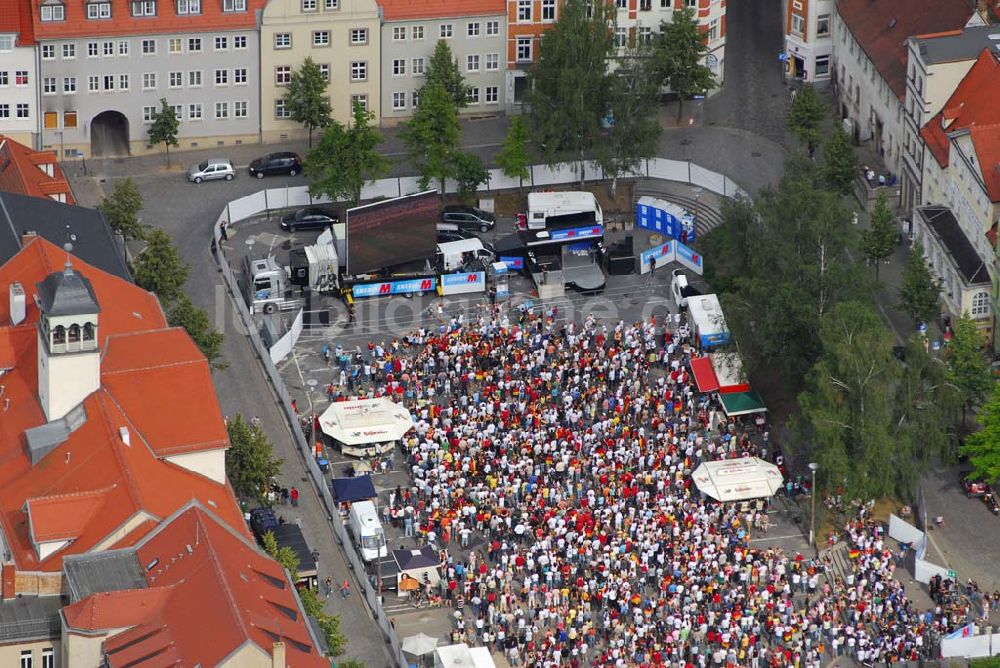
xmin=912 ymin=25 xmax=1000 ymax=65
xmin=836 ymin=0 xmax=976 ymax=100
xmin=0 ymin=192 xmax=130 ymax=280
xmin=0 ymin=136 xmax=72 ymax=204
xmin=377 ymin=0 xmax=505 ymax=20
xmin=0 ymin=237 xmax=245 ymax=571
xmin=920 ymin=49 xmax=1000 ymax=201
xmin=0 ymin=0 xmax=35 ymax=45
xmin=63 ymin=505 xmax=329 ymax=668
xmin=917 ymin=205 xmax=991 ymax=284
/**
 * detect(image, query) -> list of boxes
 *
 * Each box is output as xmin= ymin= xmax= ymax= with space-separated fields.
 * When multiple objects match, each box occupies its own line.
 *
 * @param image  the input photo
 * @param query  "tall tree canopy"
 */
xmin=400 ymin=81 xmax=461 ymax=194
xmin=306 ymin=101 xmax=391 ymax=206
xmin=283 ymin=57 xmax=332 ymax=147
xmin=653 ymin=7 xmax=717 ymax=121
xmin=422 ymin=40 xmax=469 ymax=108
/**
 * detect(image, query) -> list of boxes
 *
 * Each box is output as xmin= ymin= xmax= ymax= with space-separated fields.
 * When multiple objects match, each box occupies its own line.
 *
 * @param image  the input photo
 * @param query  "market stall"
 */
xmin=719 ymin=390 xmax=767 ymax=417
xmin=319 ymin=397 xmax=414 ymax=457
xmin=692 ymin=457 xmax=783 ymax=502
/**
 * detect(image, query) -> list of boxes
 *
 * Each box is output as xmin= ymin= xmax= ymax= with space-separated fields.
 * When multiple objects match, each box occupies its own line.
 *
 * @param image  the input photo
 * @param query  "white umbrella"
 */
xmin=319 ymin=397 xmax=414 ymax=446
xmin=692 ymin=457 xmax=783 ymax=502
xmin=402 ymin=632 xmax=439 ymax=657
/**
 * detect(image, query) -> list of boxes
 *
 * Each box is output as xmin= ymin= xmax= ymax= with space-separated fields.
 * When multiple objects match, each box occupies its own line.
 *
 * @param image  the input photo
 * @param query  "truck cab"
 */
xmin=243 ymin=255 xmax=300 ymax=315
xmin=670 ymin=269 xmax=701 ymax=310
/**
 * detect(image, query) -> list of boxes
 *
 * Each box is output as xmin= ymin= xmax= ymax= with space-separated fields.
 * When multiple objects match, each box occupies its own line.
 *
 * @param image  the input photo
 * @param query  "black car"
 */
xmin=437 ymin=229 xmax=477 ymax=244
xmin=249 ymin=152 xmax=302 ymax=179
xmin=441 ymin=205 xmax=496 ymax=233
xmin=280 ymin=207 xmax=339 ymax=232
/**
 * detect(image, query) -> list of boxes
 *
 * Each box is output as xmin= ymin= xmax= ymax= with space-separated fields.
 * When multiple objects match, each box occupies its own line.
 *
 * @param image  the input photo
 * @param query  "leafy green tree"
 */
xmin=860 ymin=192 xmax=896 ymax=280
xmin=225 ymin=413 xmax=284 ymax=505
xmin=168 ymin=295 xmax=225 ymax=369
xmin=132 ymin=229 xmax=190 ymax=304
xmin=947 ymin=313 xmax=991 ymax=424
xmin=787 ymin=85 xmax=825 ymax=152
xmin=306 ymin=101 xmax=391 ymax=206
xmin=400 ymin=81 xmax=461 ymax=194
xmin=496 ymin=116 xmax=531 ymax=192
xmin=526 ymin=0 xmax=614 ymax=176
xmin=97 ymin=178 xmax=148 ymax=241
xmin=821 ymin=126 xmax=857 ymax=196
xmin=897 ymin=245 xmax=942 ymax=325
xmin=422 ymin=40 xmax=469 ymax=108
xmin=653 ymin=7 xmax=717 ymax=121
xmin=283 ymin=57 xmax=333 ymax=148
xmin=962 ymin=381 xmax=1000 ymax=484
xmin=597 ymin=42 xmax=662 ymax=197
xmin=797 ymin=301 xmax=902 ymax=500
xmin=261 ymin=532 xmax=299 ymax=575
xmin=452 ymin=152 xmax=489 ymax=201
xmin=147 ymin=98 xmax=179 ymax=167
xmin=335 ymin=660 xmax=366 ymax=668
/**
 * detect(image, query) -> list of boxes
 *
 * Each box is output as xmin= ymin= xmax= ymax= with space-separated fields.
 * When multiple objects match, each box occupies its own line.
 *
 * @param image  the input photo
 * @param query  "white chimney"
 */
xmin=271 ymin=642 xmax=286 ymax=668
xmin=9 ymin=283 xmax=25 ymax=325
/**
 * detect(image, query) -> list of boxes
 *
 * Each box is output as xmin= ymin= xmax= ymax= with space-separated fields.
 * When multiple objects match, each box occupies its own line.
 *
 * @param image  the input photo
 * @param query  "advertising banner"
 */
xmin=638 ymin=241 xmax=676 ymax=274
xmin=548 ymin=225 xmax=603 ymax=241
xmin=499 ymin=256 xmax=524 ymax=270
xmin=440 ymin=271 xmax=486 ymax=295
xmin=352 ymin=277 xmax=437 ymax=299
xmin=675 ymin=241 xmax=704 ymax=275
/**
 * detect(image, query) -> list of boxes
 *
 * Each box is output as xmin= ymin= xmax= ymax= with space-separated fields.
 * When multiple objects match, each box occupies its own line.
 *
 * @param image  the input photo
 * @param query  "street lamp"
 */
xmin=808 ymin=462 xmax=819 ymax=548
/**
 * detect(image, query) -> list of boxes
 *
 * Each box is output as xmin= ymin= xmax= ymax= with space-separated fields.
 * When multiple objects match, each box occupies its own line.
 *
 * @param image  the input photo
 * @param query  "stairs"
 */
xmin=819 ymin=541 xmax=853 ymax=583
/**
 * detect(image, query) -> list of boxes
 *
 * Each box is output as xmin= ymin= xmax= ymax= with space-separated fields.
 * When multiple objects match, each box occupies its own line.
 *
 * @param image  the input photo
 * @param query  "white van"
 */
xmin=348 ymin=500 xmax=387 ymax=562
xmin=437 ymin=238 xmax=495 ymax=273
xmin=526 ymin=191 xmax=603 ymax=231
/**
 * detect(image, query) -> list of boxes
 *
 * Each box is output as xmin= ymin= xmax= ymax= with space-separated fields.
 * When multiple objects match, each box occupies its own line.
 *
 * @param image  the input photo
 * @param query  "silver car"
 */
xmin=187 ymin=158 xmax=235 ymax=183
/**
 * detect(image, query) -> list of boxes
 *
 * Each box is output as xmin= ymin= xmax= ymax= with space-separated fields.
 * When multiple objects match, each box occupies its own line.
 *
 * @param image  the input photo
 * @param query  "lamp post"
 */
xmin=808 ymin=462 xmax=819 ymax=548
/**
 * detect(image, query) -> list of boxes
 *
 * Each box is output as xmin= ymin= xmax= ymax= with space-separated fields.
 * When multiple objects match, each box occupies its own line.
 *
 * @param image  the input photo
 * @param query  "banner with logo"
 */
xmin=351 ymin=277 xmax=437 ymax=299
xmin=440 ymin=271 xmax=486 ymax=295
xmin=548 ymin=225 xmax=603 ymax=241
xmin=499 ymin=256 xmax=524 ymax=270
xmin=675 ymin=240 xmax=704 ymax=275
xmin=638 ymin=241 xmax=675 ymax=274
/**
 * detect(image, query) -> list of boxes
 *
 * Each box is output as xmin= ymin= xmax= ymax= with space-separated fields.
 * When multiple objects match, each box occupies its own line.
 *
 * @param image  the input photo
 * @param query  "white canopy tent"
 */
xmin=692 ymin=457 xmax=783 ymax=502
xmin=319 ymin=397 xmax=414 ymax=457
xmin=433 ymin=644 xmax=496 ymax=668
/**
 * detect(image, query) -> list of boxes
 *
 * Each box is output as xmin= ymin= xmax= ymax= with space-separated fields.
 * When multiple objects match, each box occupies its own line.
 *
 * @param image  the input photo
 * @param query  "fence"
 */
xmin=888 ymin=514 xmax=952 ymax=585
xmin=213 ymin=159 xmax=749 ymax=667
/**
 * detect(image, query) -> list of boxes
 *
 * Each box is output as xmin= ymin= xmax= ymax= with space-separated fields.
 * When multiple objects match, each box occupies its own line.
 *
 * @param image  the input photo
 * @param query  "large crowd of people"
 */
xmin=332 ymin=304 xmax=970 ymax=667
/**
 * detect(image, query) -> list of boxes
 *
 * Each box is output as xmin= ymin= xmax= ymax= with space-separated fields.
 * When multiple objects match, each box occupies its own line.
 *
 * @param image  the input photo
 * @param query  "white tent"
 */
xmin=434 ymin=644 xmax=496 ymax=668
xmin=692 ymin=457 xmax=783 ymax=502
xmin=319 ymin=398 xmax=413 ymax=457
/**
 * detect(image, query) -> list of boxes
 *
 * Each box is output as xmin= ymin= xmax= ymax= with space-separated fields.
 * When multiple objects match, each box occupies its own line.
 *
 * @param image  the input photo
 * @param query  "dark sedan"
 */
xmin=280 ymin=208 xmax=339 ymax=232
xmin=249 ymin=152 xmax=303 ymax=179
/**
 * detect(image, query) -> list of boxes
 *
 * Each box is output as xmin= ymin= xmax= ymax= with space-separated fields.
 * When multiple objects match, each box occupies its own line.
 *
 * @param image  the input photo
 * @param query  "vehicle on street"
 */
xmin=441 ymin=205 xmax=496 ymax=233
xmin=347 ymin=500 xmax=387 ymax=562
xmin=280 ymin=207 xmax=339 ymax=232
xmin=187 ymin=158 xmax=235 ymax=183
xmin=670 ymin=269 xmax=701 ymax=309
xmin=961 ymin=474 xmax=992 ymax=498
xmin=249 ymin=152 xmax=303 ymax=179
xmin=984 ymin=491 xmax=1000 ymax=515
xmin=436 ymin=226 xmax=477 ymax=244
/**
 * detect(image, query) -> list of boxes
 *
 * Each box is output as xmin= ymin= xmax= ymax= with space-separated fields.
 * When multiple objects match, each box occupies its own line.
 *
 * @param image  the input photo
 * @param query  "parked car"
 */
xmin=280 ymin=207 xmax=339 ymax=232
xmin=187 ymin=158 xmax=235 ymax=183
xmin=248 ymin=507 xmax=280 ymax=538
xmin=961 ymin=474 xmax=992 ymax=498
xmin=249 ymin=152 xmax=302 ymax=179
xmin=437 ymin=228 xmax=477 ymax=244
xmin=670 ymin=269 xmax=701 ymax=310
xmin=441 ymin=205 xmax=496 ymax=233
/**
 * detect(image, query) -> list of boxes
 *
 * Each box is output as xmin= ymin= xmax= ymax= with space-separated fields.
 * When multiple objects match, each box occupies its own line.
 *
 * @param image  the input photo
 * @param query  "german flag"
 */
xmin=848 ymin=548 xmax=861 ymax=559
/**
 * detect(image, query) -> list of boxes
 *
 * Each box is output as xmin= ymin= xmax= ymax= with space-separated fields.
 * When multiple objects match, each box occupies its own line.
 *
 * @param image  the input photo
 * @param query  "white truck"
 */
xmin=670 ymin=269 xmax=701 ymax=310
xmin=525 ymin=191 xmax=603 ymax=231
xmin=243 ymin=255 xmax=302 ymax=315
xmin=348 ymin=500 xmax=387 ymax=562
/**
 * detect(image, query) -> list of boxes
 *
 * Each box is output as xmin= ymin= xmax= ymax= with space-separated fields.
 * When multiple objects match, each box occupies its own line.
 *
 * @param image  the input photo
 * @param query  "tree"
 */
xmin=496 ymin=116 xmax=531 ymax=192
xmin=225 ymin=413 xmax=284 ymax=505
xmin=860 ymin=191 xmax=896 ymax=280
xmin=97 ymin=178 xmax=148 ymax=241
xmin=597 ymin=42 xmax=662 ymax=197
xmin=787 ymin=84 xmax=825 ymax=152
xmin=452 ymin=152 xmax=489 ymax=201
xmin=261 ymin=531 xmax=299 ymax=576
xmin=400 ymin=81 xmax=460 ymax=194
xmin=821 ymin=126 xmax=857 ymax=196
xmin=132 ymin=229 xmax=190 ymax=304
xmin=653 ymin=7 xmax=717 ymax=122
xmin=422 ymin=40 xmax=469 ymax=108
xmin=962 ymin=381 xmax=1000 ymax=484
xmin=335 ymin=660 xmax=366 ymax=668
xmin=897 ymin=245 xmax=942 ymax=325
xmin=168 ymin=295 xmax=226 ymax=369
xmin=526 ymin=0 xmax=614 ymax=177
xmin=306 ymin=101 xmax=391 ymax=206
xmin=947 ymin=313 xmax=991 ymax=424
xmin=283 ymin=57 xmax=333 ymax=148
xmin=147 ymin=98 xmax=179 ymax=167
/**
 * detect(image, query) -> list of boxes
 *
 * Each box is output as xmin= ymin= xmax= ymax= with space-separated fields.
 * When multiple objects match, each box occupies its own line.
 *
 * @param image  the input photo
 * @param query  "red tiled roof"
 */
xmin=378 ymin=0 xmax=505 ymax=20
xmin=0 ymin=237 xmax=246 ymax=571
xmin=29 ymin=0 xmax=265 ymax=40
xmin=27 ymin=488 xmax=113 ymax=542
xmin=920 ymin=49 xmax=1000 ymax=202
xmin=66 ymin=506 xmax=328 ymax=668
xmin=0 ymin=0 xmax=36 ymax=46
xmin=836 ymin=0 xmax=975 ymax=100
xmin=0 ymin=136 xmax=74 ymax=205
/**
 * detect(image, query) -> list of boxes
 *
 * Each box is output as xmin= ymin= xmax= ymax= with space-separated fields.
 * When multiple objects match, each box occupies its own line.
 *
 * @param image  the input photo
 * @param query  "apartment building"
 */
xmin=782 ymin=0 xmax=833 ymax=82
xmin=900 ymin=25 xmax=1000 ymax=212
xmin=377 ymin=0 xmax=507 ymax=124
xmin=832 ymin=0 xmax=977 ymax=191
xmin=29 ymin=0 xmax=265 ymax=158
xmin=260 ymin=0 xmax=381 ymax=142
xmin=916 ymin=49 xmax=1000 ymax=334
xmin=0 ymin=0 xmax=40 ymax=147
xmin=505 ymin=0 xmax=725 ymax=110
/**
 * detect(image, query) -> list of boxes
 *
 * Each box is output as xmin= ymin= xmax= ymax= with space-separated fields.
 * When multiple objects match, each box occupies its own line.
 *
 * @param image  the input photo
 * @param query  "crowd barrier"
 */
xmin=212 ymin=161 xmax=750 ymax=667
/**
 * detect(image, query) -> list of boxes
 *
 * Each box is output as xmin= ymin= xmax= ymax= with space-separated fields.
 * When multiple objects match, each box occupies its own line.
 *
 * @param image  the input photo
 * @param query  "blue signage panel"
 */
xmin=636 ymin=202 xmax=696 ymax=242
xmin=675 ymin=240 xmax=704 ymax=274
xmin=548 ymin=225 xmax=603 ymax=241
xmin=638 ymin=241 xmax=675 ymax=273
xmin=352 ymin=277 xmax=437 ymax=298
xmin=441 ymin=271 xmax=484 ymax=287
xmin=499 ymin=256 xmax=525 ymax=270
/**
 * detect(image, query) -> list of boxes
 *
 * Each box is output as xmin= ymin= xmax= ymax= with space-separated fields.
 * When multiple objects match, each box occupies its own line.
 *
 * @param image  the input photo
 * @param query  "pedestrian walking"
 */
xmin=339 ymin=579 xmax=351 ymax=599
xmin=290 ymin=486 xmax=299 ymax=507
xmin=325 ymin=576 xmax=334 ymax=598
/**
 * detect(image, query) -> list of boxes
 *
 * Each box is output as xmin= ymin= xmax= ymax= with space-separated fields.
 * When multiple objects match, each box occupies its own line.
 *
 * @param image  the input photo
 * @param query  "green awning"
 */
xmin=719 ymin=390 xmax=767 ymax=416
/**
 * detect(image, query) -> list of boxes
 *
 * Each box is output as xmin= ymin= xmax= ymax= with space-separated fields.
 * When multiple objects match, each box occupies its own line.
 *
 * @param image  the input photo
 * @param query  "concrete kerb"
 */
xmin=212 ymin=162 xmax=752 ymax=668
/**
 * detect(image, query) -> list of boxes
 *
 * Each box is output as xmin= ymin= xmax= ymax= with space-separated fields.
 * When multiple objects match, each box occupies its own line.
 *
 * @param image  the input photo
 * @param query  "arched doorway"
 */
xmin=90 ymin=110 xmax=130 ymax=157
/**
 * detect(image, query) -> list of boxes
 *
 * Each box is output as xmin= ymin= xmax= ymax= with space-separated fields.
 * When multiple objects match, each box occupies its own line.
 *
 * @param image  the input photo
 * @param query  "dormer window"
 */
xmin=40 ymin=1 xmax=65 ymax=21
xmin=176 ymin=0 xmax=201 ymax=13
xmin=131 ymin=0 xmax=156 ymax=15
xmin=86 ymin=1 xmax=112 ymax=19
xmin=222 ymin=0 xmax=246 ymax=11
